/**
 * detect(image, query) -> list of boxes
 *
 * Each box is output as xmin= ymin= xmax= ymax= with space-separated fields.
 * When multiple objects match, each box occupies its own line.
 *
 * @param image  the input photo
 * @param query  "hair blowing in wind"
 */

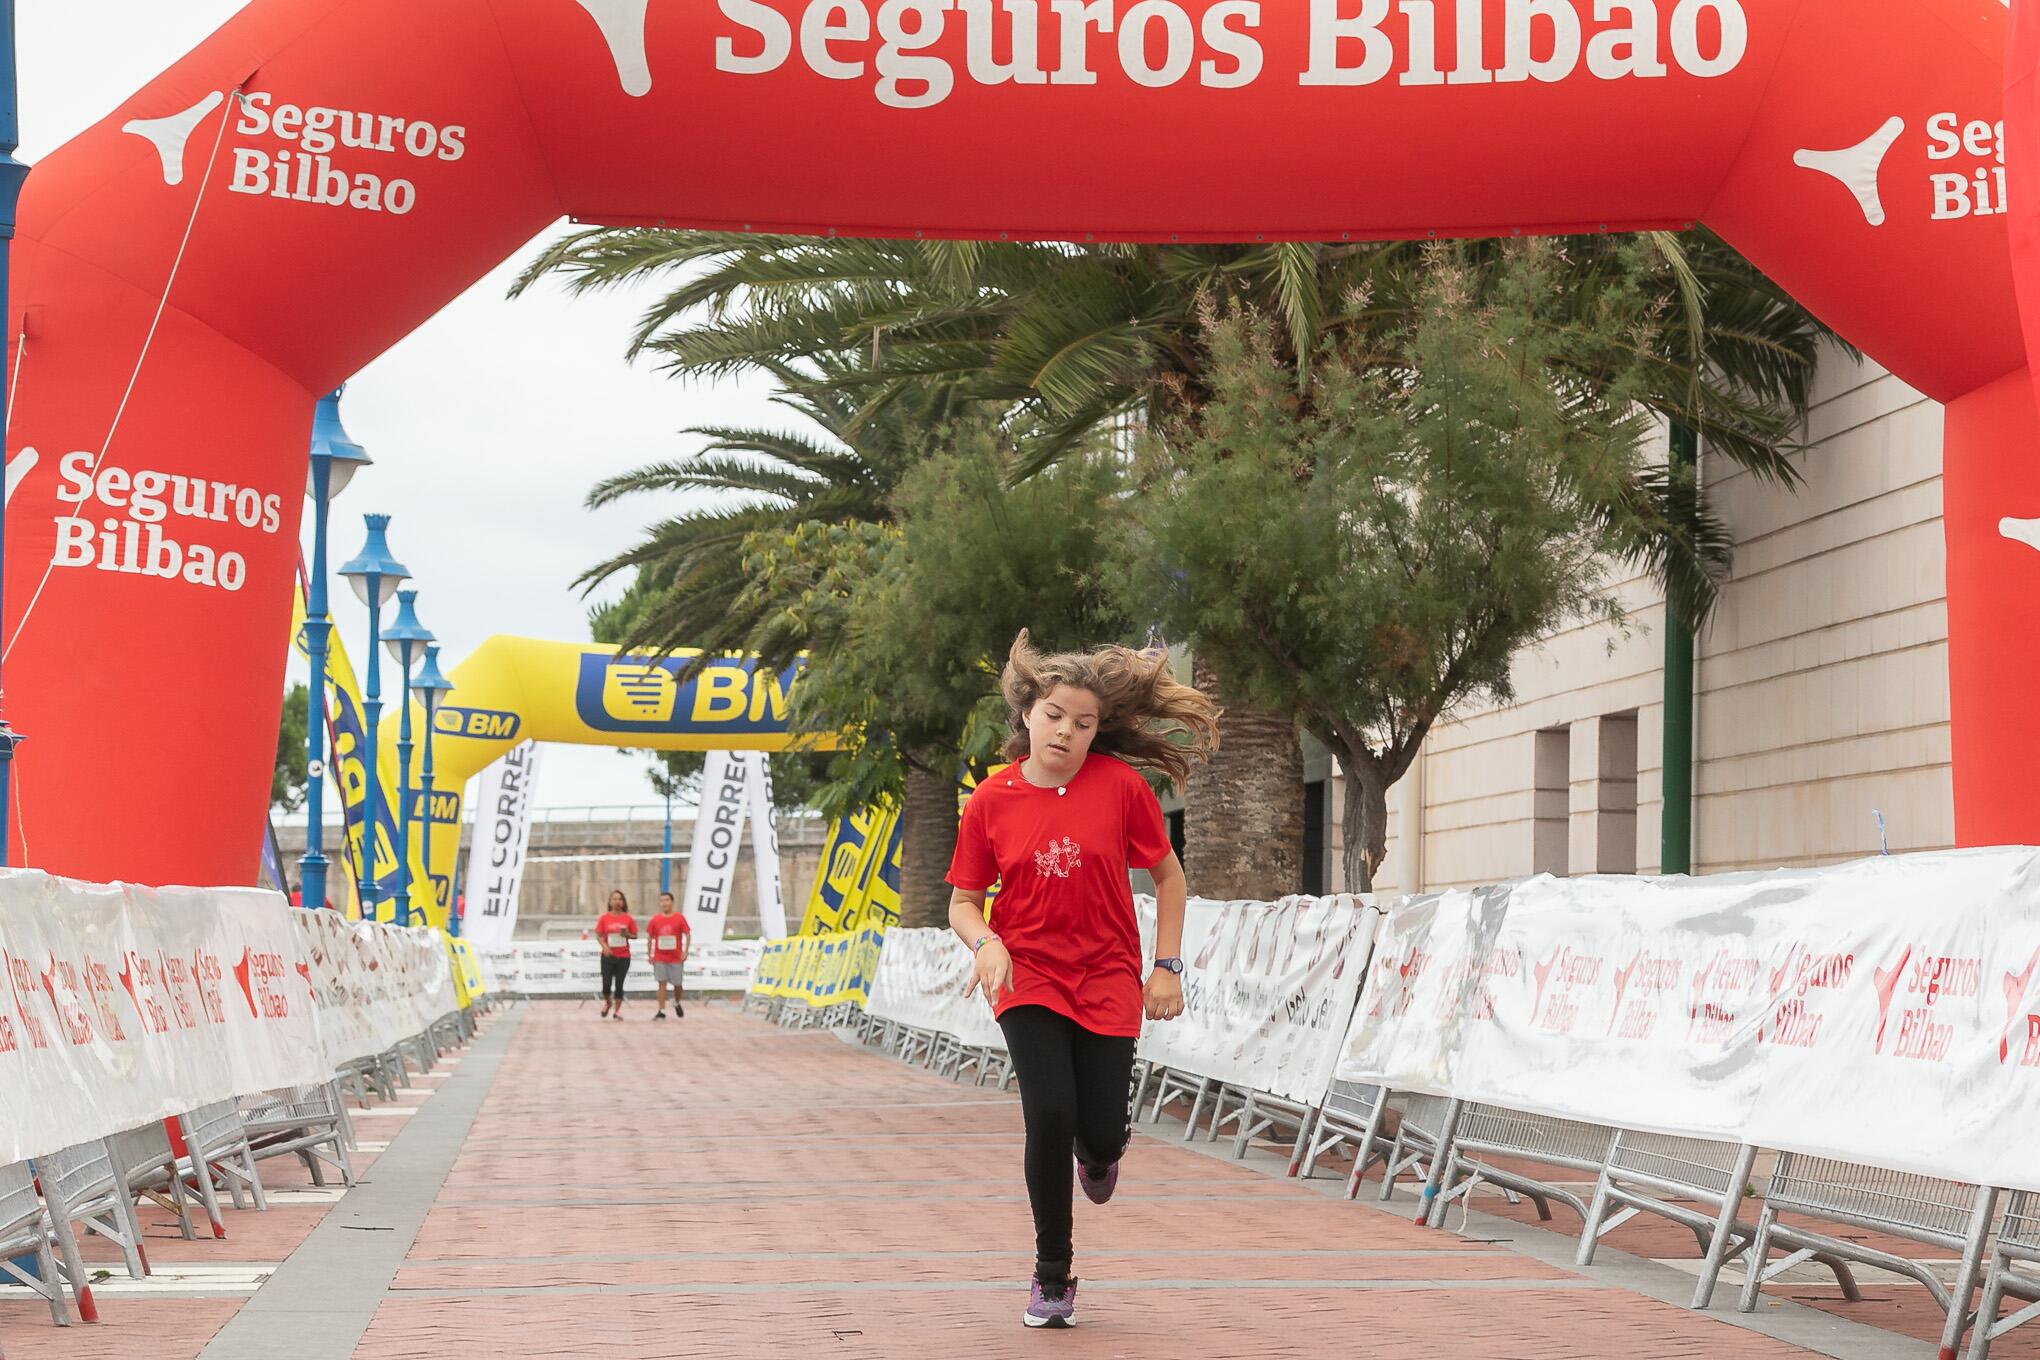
xmin=999 ymin=631 xmax=1222 ymax=786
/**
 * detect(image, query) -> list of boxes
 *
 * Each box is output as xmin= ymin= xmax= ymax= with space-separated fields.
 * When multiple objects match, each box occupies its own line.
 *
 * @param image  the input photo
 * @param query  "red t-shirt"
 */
xmin=595 ymin=912 xmax=637 ymax=958
xmin=647 ymin=912 xmax=691 ymax=963
xmin=946 ymin=752 xmax=1172 ymax=1037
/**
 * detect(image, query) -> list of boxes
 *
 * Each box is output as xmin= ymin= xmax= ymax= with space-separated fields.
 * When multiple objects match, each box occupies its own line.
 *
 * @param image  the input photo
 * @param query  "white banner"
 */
xmin=464 ymin=741 xmax=541 ymax=950
xmin=1335 ymin=848 xmax=2040 ymax=1194
xmin=0 ymin=872 xmax=328 ymax=1167
xmin=746 ymin=754 xmax=786 ymax=939
xmin=1137 ymin=894 xmax=1378 ymax=1106
xmin=476 ymin=938 xmax=760 ymax=996
xmin=679 ymin=751 xmax=748 ymax=946
xmin=290 ymin=909 xmax=456 ymax=1070
xmin=864 ymin=927 xmax=1008 ymax=1050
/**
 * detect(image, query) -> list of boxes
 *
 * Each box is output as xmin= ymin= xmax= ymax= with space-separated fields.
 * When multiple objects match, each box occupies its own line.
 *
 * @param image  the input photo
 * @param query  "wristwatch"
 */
xmin=1152 ymin=957 xmax=1185 ymax=975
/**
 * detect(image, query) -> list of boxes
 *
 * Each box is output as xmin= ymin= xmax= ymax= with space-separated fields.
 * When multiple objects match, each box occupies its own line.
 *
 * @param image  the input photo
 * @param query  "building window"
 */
xmin=1534 ymin=727 xmax=1570 ymax=877
xmin=1593 ymin=711 xmax=1640 ymax=875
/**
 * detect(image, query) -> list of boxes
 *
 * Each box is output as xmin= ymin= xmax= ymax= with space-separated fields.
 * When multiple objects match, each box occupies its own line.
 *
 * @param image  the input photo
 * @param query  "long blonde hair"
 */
xmin=999 ymin=630 xmax=1221 ymax=786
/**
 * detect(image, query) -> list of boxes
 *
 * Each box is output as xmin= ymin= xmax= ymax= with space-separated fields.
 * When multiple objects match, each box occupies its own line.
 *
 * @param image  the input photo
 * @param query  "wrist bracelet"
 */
xmin=973 ymin=934 xmax=1000 ymax=952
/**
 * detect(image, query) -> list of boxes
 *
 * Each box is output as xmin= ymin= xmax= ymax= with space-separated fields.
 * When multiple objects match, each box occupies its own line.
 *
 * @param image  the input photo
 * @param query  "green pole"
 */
xmin=1661 ymin=423 xmax=1697 ymax=875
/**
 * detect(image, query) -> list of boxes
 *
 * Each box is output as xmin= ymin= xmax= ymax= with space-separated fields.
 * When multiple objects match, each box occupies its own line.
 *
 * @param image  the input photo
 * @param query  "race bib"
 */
xmin=606 ymin=932 xmax=626 ymax=948
xmin=657 ymin=935 xmax=679 ymax=952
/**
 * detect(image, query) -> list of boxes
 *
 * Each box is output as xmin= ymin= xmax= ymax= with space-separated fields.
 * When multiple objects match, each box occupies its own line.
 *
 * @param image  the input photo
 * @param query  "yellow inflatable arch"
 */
xmin=357 ymin=639 xmax=832 ymax=929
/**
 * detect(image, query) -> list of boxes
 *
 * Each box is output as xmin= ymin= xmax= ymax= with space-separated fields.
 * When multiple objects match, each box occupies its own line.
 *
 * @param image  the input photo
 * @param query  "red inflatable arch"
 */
xmin=10 ymin=0 xmax=2040 ymax=885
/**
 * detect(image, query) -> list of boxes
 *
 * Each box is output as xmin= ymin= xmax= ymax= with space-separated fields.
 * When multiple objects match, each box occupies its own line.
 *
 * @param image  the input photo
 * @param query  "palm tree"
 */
xmin=525 ymin=228 xmax=1840 ymax=899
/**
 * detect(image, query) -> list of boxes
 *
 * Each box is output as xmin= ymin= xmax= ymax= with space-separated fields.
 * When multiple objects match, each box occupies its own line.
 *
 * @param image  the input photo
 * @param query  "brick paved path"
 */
xmin=3 ymin=1000 xmax=2004 ymax=1358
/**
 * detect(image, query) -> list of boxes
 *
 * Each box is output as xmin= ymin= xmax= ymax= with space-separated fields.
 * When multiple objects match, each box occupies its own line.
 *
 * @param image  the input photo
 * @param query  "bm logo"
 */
xmin=574 ymin=653 xmax=801 ymax=735
xmin=433 ymin=707 xmax=521 ymax=740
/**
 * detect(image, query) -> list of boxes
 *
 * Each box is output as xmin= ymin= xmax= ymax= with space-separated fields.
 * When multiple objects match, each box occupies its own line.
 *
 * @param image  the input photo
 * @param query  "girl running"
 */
xmin=947 ymin=631 xmax=1220 ymax=1329
xmin=595 ymin=889 xmax=637 ymax=1020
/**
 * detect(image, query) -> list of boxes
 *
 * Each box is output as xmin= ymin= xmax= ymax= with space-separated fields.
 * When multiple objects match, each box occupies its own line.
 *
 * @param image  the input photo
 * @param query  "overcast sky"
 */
xmin=22 ymin=3 xmax=785 ymax=815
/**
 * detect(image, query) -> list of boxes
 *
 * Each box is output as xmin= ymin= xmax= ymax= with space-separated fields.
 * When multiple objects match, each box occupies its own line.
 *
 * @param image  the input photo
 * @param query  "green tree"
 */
xmin=1117 ymin=242 xmax=1695 ymax=891
xmin=728 ymin=423 xmax=1132 ymax=925
xmin=527 ymin=228 xmax=1836 ymax=898
xmin=273 ymin=682 xmax=310 ymax=813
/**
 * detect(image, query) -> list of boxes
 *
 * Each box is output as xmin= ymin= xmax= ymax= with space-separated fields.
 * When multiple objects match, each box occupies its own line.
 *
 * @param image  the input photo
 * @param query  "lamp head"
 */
xmin=337 ymin=513 xmax=410 ymax=608
xmin=306 ymin=386 xmax=372 ymax=500
xmin=382 ymin=588 xmax=435 ymax=666
xmin=413 ymin=644 xmax=455 ymax=717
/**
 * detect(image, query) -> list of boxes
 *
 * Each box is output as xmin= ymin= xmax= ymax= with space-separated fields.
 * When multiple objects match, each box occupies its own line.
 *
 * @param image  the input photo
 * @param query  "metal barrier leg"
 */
xmin=1689 ymin=1144 xmax=1757 ymax=1309
xmin=36 ymin=1226 xmax=69 ymax=1324
xmin=1182 ymin=1079 xmax=1214 ymax=1142
xmin=43 ymin=1194 xmax=98 ymax=1323
xmin=1938 ymin=1187 xmax=2000 ymax=1360
xmin=1575 ymin=1165 xmax=1618 ymax=1268
xmin=1284 ymin=1106 xmax=1319 ymax=1177
xmin=1344 ymin=1100 xmax=1392 ymax=1201
xmin=1416 ymin=1100 xmax=1464 ymax=1227
xmin=1737 ymin=1201 xmax=1781 ymax=1313
xmin=1967 ymin=1251 xmax=2012 ymax=1360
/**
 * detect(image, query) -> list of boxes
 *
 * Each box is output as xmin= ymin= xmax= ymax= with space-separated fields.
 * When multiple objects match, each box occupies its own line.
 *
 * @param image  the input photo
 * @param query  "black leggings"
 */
xmin=600 ymin=954 xmax=630 ymax=1000
xmin=997 ymin=1005 xmax=1137 ymax=1283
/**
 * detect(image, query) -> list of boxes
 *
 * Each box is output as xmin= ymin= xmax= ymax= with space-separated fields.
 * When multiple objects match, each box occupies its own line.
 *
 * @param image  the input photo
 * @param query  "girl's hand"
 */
xmin=1144 ymin=970 xmax=1184 ymax=1021
xmin=965 ymin=940 xmax=1013 ymax=1009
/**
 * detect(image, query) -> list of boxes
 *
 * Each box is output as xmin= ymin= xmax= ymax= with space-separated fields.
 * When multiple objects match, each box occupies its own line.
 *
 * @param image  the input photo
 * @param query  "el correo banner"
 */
xmin=464 ymin=740 xmax=541 ymax=950
xmin=745 ymin=753 xmax=787 ymax=939
xmin=680 ymin=751 xmax=749 ymax=945
xmin=1335 ymin=848 xmax=2040 ymax=1194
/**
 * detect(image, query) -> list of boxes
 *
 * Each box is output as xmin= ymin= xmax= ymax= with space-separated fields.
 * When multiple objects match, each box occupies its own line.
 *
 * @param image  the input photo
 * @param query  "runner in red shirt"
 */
xmin=646 ymin=891 xmax=691 ymax=1020
xmin=594 ymin=889 xmax=637 ymax=1021
xmin=947 ymin=631 xmax=1218 ymax=1331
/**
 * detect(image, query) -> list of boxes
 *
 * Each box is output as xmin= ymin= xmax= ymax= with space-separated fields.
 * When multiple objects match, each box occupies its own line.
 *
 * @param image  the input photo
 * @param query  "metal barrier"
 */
xmin=1382 ymin=1094 xmax=1457 ymax=1208
xmin=1295 ymin=1080 xmax=1396 ymax=1196
xmin=1573 ymin=1133 xmax=1834 ymax=1310
xmin=1970 ymin=1189 xmax=2040 ymax=1358
xmin=177 ymin=1100 xmax=269 ymax=1239
xmin=1737 ymin=1152 xmax=1994 ymax=1360
xmin=1429 ymin=1104 xmax=1615 ymax=1227
xmin=107 ymin=1122 xmax=196 ymax=1242
xmin=0 ymin=1160 xmax=70 ymax=1326
xmin=35 ymin=1140 xmax=149 ymax=1282
xmin=242 ymin=1083 xmax=356 ymax=1188
xmin=1146 ymin=1069 xmax=1218 ymax=1140
xmin=1219 ymin=1089 xmax=1318 ymax=1170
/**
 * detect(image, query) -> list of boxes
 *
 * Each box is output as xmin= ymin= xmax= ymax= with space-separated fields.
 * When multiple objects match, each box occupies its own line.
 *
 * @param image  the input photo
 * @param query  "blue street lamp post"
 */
xmin=298 ymin=389 xmax=372 ymax=912
xmin=661 ymin=787 xmax=673 ymax=897
xmin=382 ymin=591 xmax=433 ymax=926
xmin=0 ymin=1 xmax=31 ymax=866
xmin=338 ymin=516 xmax=409 ymax=920
xmin=413 ymin=645 xmax=455 ymax=933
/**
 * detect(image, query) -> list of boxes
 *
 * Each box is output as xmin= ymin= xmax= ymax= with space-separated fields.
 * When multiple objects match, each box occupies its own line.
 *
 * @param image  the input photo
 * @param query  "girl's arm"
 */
xmin=1145 ymin=853 xmax=1188 ymax=1022
xmin=1150 ymin=852 xmax=1187 ymax=960
xmin=950 ymin=887 xmax=1012 ymax=1005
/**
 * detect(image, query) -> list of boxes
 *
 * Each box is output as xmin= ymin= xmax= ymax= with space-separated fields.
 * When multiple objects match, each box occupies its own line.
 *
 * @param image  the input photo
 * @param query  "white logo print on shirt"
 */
xmin=1034 ymin=837 xmax=1083 ymax=878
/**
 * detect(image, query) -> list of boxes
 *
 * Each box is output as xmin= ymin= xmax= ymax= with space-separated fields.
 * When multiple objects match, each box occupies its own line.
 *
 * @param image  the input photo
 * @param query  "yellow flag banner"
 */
xmin=290 ymin=583 xmax=428 ymax=924
xmin=800 ymin=801 xmax=895 ymax=935
xmin=752 ymin=925 xmax=886 ymax=1008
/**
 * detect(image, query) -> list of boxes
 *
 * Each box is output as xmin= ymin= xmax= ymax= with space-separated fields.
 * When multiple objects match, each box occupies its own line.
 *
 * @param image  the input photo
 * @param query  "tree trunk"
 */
xmin=1182 ymin=655 xmax=1304 ymax=900
xmin=898 ymin=757 xmax=960 ymax=929
xmin=1339 ymin=753 xmax=1391 ymax=895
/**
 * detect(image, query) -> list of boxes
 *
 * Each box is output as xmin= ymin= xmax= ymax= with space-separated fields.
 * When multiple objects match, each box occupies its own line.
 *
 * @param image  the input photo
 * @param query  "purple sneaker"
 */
xmin=1077 ymin=1157 xmax=1119 ymax=1205
xmin=1024 ymin=1275 xmax=1078 ymax=1328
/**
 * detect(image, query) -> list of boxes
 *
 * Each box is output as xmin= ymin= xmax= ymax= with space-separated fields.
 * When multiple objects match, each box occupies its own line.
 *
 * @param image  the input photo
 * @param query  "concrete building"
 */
xmin=1330 ymin=349 xmax=1947 ymax=893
